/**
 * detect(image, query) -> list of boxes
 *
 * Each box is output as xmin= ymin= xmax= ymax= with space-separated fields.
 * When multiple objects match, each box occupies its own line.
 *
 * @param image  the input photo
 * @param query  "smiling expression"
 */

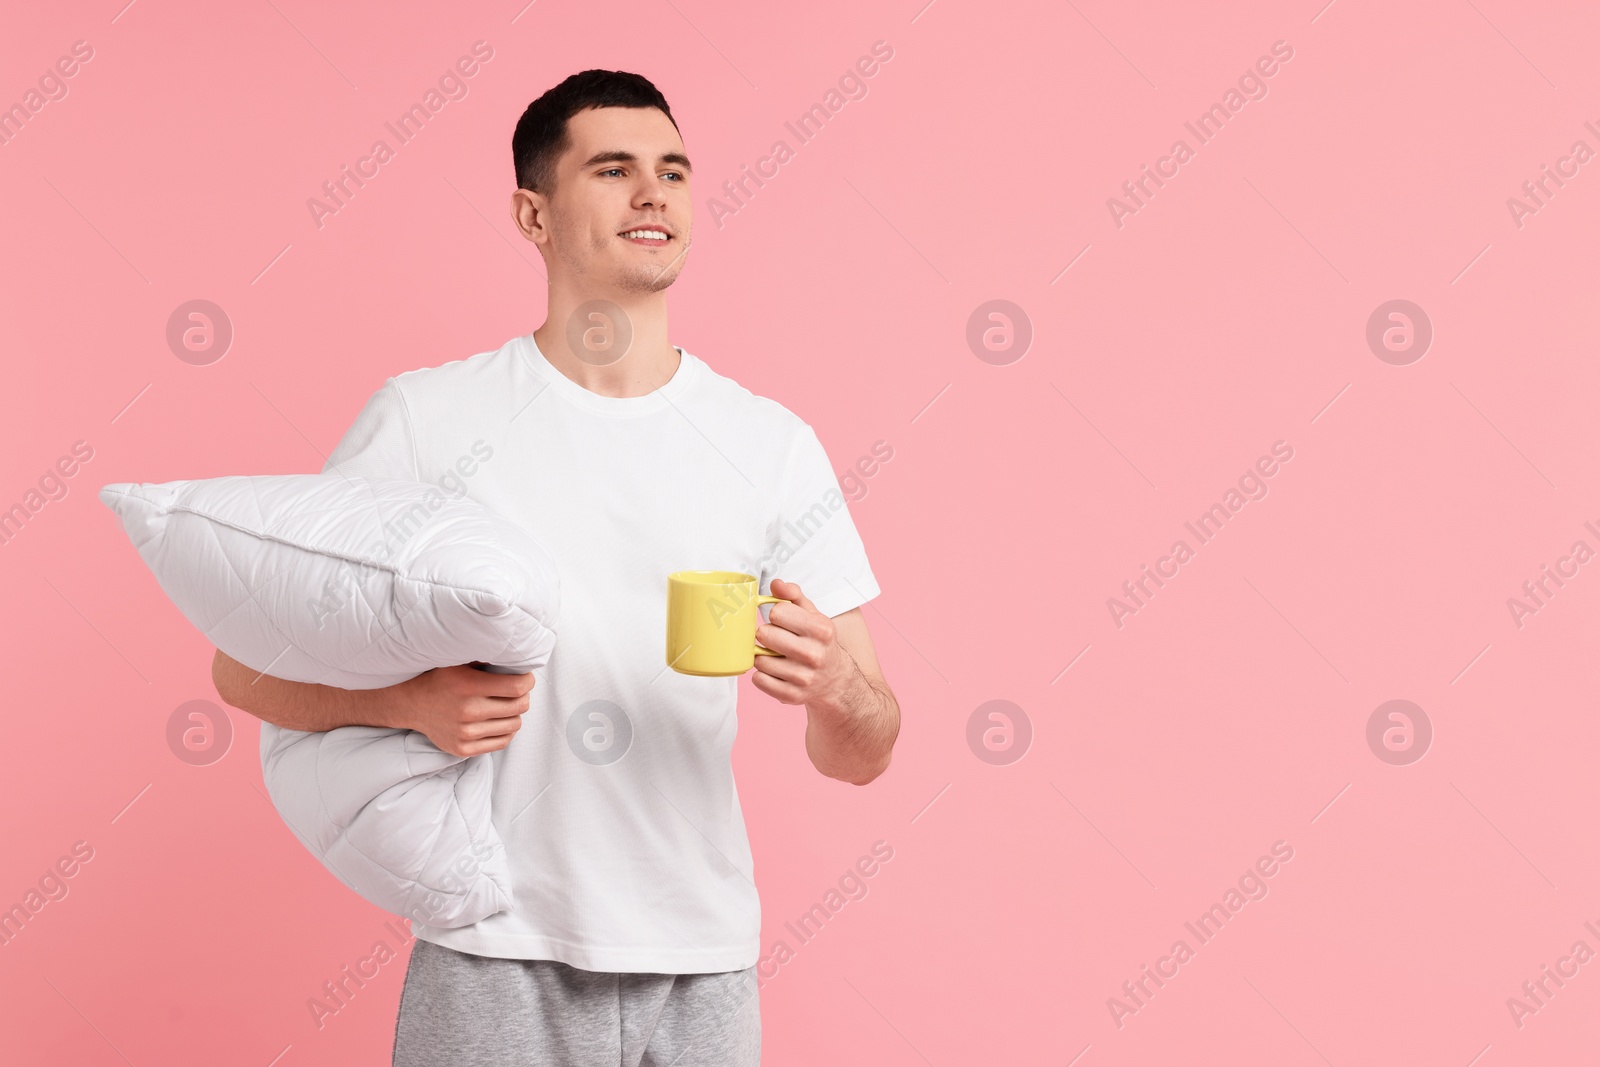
xmin=541 ymin=106 xmax=693 ymax=295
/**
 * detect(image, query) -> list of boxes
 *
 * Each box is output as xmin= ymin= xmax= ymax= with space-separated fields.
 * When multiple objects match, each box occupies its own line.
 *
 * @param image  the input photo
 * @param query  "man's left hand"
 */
xmin=749 ymin=579 xmax=857 ymax=708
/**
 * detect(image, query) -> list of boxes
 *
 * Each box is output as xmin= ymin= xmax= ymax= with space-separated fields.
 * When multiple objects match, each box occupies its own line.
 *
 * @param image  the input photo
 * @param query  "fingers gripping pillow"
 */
xmin=99 ymin=474 xmax=559 ymax=928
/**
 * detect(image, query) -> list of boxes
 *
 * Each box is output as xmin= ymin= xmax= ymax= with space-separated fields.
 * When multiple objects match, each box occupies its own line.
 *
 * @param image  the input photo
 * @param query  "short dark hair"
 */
xmin=511 ymin=70 xmax=679 ymax=194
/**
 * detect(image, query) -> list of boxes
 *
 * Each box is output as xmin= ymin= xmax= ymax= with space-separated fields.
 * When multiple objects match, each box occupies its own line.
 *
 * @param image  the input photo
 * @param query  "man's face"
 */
xmin=541 ymin=106 xmax=692 ymax=294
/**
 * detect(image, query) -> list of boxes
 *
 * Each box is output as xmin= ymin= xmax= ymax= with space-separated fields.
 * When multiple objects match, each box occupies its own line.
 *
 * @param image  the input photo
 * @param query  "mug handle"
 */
xmin=753 ymin=594 xmax=789 ymax=656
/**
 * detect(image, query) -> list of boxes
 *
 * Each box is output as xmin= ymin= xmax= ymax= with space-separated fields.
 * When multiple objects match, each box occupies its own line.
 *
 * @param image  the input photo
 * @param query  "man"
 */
xmin=212 ymin=69 xmax=900 ymax=1066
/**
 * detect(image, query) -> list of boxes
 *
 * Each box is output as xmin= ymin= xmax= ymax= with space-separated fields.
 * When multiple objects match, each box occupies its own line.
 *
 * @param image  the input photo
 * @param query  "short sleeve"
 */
xmin=760 ymin=424 xmax=881 ymax=619
xmin=320 ymin=378 xmax=419 ymax=482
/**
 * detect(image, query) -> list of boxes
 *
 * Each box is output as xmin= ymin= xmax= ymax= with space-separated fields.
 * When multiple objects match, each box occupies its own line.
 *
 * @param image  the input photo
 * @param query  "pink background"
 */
xmin=3 ymin=0 xmax=1598 ymax=1063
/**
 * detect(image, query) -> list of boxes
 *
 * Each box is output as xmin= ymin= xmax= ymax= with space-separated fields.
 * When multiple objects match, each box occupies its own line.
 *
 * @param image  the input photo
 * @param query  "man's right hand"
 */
xmin=391 ymin=664 xmax=537 ymax=757
xmin=212 ymin=649 xmax=537 ymax=756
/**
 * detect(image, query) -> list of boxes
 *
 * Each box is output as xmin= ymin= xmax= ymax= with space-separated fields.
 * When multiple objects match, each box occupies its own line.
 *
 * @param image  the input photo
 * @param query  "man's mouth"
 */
xmin=619 ymin=228 xmax=672 ymax=246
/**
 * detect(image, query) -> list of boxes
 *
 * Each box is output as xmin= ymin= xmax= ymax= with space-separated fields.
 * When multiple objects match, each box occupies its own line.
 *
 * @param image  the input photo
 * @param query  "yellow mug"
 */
xmin=666 ymin=570 xmax=791 ymax=676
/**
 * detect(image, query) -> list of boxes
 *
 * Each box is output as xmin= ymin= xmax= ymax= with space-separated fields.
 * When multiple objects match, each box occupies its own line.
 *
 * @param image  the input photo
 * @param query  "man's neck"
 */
xmin=533 ymin=287 xmax=678 ymax=399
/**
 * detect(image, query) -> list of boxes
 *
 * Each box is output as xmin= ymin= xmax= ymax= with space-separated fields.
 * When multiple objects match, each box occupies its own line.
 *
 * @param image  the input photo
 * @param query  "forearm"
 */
xmin=212 ymin=648 xmax=401 ymax=733
xmin=804 ymin=663 xmax=899 ymax=786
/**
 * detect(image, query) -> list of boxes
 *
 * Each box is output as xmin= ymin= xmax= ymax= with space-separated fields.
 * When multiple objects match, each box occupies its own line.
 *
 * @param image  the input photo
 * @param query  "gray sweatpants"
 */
xmin=392 ymin=937 xmax=761 ymax=1066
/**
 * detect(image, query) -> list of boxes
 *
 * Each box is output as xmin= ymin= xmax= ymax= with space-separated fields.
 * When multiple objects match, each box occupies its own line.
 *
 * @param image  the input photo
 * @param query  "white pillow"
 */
xmin=100 ymin=473 xmax=560 ymax=928
xmin=98 ymin=473 xmax=559 ymax=687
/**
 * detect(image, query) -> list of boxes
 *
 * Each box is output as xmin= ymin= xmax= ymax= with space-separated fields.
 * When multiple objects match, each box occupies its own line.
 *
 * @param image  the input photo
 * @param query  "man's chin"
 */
xmin=617 ymin=263 xmax=685 ymax=294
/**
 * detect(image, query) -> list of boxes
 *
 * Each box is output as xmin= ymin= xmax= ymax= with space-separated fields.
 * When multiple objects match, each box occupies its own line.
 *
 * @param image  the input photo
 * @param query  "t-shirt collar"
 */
xmin=518 ymin=332 xmax=700 ymax=416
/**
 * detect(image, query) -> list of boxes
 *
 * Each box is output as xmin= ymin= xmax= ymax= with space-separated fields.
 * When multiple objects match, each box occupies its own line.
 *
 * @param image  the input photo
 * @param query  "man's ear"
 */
xmin=510 ymin=187 xmax=551 ymax=248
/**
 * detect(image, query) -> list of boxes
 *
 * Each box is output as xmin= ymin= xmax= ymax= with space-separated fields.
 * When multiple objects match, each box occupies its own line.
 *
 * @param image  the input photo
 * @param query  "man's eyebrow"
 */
xmin=581 ymin=149 xmax=693 ymax=172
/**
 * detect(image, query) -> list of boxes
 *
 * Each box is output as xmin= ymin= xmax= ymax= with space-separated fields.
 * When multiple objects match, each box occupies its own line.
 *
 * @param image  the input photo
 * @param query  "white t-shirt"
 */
xmin=320 ymin=332 xmax=880 ymax=973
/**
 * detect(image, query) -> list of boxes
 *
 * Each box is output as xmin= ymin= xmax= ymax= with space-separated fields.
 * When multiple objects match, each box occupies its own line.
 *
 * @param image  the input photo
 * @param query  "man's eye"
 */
xmin=662 ymin=172 xmax=684 ymax=182
xmin=600 ymin=168 xmax=624 ymax=177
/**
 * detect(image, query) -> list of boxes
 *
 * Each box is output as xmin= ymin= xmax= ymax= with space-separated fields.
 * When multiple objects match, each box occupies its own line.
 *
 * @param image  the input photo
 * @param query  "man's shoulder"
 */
xmin=688 ymin=350 xmax=810 ymax=439
xmin=388 ymin=335 xmax=522 ymax=399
